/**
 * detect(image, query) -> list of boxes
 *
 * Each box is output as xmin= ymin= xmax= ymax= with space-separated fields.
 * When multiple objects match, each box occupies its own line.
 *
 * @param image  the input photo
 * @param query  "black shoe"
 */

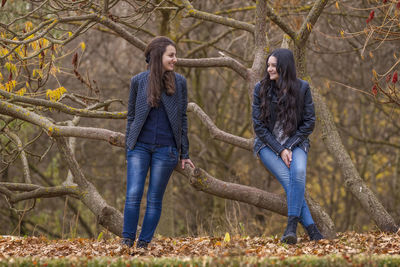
xmin=281 ymin=216 xmax=300 ymax=244
xmin=305 ymin=224 xmax=323 ymax=241
xmin=121 ymin=238 xmax=134 ymax=248
xmin=136 ymin=240 xmax=149 ymax=249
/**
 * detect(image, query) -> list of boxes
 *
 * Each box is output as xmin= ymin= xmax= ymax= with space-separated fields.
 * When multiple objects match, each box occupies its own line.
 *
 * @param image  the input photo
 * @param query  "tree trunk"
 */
xmin=55 ymin=137 xmax=124 ymax=236
xmin=311 ymin=86 xmax=398 ymax=232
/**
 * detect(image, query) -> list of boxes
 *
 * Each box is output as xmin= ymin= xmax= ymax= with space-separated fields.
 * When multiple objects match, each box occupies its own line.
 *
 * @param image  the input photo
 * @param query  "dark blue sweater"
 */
xmin=137 ymin=101 xmax=176 ymax=147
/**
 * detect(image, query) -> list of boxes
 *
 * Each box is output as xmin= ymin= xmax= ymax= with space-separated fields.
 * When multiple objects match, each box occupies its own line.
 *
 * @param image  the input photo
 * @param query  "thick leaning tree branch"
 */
xmin=264 ymin=3 xmax=296 ymax=41
xmin=0 ymin=99 xmax=125 ymax=147
xmin=0 ymin=91 xmax=126 ymax=119
xmin=54 ymin=136 xmax=123 ymax=236
xmin=181 ymin=0 xmax=255 ymax=33
xmin=297 ymin=0 xmax=329 ymax=45
xmin=188 ymin=102 xmax=252 ymax=150
xmin=0 ymin=182 xmax=80 ymax=203
xmin=312 ymin=85 xmax=398 ymax=232
xmin=175 ymin=165 xmax=336 ymax=238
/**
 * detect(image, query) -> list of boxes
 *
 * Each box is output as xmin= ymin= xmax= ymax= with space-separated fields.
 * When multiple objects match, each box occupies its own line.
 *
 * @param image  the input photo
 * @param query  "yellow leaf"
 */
xmin=5 ymin=62 xmax=11 ymax=72
xmin=50 ymin=66 xmax=58 ymax=76
xmin=0 ymin=72 xmax=3 ymax=81
xmin=215 ymin=241 xmax=222 ymax=246
xmin=68 ymin=32 xmax=73 ymax=37
xmin=335 ymin=1 xmax=339 ymax=9
xmin=25 ymin=34 xmax=34 ymax=40
xmin=80 ymin=42 xmax=86 ymax=52
xmin=46 ymin=89 xmax=52 ymax=99
xmin=16 ymin=88 xmax=26 ymax=96
xmin=306 ymin=23 xmax=312 ymax=32
xmin=37 ymin=69 xmax=43 ymax=78
xmin=41 ymin=38 xmax=49 ymax=48
xmin=325 ymin=80 xmax=330 ymax=89
xmin=340 ymin=30 xmax=344 ymax=37
xmin=224 ymin=232 xmax=231 ymax=243
xmin=5 ymin=80 xmax=16 ymax=92
xmin=372 ymin=69 xmax=377 ymax=79
xmin=1 ymin=48 xmax=9 ymax=57
xmin=97 ymin=232 xmax=103 ymax=241
xmin=25 ymin=21 xmax=33 ymax=32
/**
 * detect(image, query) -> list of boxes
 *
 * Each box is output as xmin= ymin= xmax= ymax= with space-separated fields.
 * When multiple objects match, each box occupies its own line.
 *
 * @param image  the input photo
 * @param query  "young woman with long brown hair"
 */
xmin=122 ymin=36 xmax=194 ymax=249
xmin=252 ymin=48 xmax=323 ymax=244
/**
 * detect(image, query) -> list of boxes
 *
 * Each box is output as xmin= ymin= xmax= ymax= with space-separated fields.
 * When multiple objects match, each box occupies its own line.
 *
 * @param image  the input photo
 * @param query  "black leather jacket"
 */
xmin=252 ymin=79 xmax=316 ymax=156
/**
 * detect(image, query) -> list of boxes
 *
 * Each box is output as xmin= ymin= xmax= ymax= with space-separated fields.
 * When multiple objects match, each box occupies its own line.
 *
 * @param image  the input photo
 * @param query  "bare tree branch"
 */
xmin=3 ymin=128 xmax=31 ymax=183
xmin=0 ymin=99 xmax=125 ymax=147
xmin=93 ymin=14 xmax=147 ymax=51
xmin=298 ymin=0 xmax=329 ymax=45
xmin=185 ymin=29 xmax=236 ymax=58
xmin=177 ymin=57 xmax=249 ymax=79
xmin=188 ymin=102 xmax=252 ymax=150
xmin=54 ymin=136 xmax=123 ymax=236
xmin=0 ymin=90 xmax=126 ymax=119
xmin=0 ymin=183 xmax=80 ymax=204
xmin=264 ymin=3 xmax=296 ymax=41
xmin=181 ymin=0 xmax=255 ymax=33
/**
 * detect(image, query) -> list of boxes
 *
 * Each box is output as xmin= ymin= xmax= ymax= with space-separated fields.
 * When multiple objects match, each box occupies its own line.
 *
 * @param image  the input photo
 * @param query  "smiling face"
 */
xmin=162 ymin=45 xmax=177 ymax=72
xmin=267 ymin=56 xmax=279 ymax=81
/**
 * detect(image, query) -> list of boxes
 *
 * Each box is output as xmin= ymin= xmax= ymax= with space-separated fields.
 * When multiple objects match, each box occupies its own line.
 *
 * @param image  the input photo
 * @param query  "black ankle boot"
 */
xmin=281 ymin=216 xmax=300 ymax=244
xmin=305 ymin=224 xmax=323 ymax=241
xmin=121 ymin=238 xmax=134 ymax=248
xmin=136 ymin=240 xmax=149 ymax=249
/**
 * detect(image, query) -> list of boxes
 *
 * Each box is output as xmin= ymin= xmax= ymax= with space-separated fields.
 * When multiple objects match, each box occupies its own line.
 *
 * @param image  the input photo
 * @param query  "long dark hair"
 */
xmin=144 ymin=36 xmax=176 ymax=107
xmin=259 ymin=48 xmax=301 ymax=136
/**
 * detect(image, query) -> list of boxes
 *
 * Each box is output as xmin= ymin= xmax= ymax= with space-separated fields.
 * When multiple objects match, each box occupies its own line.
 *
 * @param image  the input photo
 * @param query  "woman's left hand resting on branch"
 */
xmin=181 ymin=159 xmax=195 ymax=169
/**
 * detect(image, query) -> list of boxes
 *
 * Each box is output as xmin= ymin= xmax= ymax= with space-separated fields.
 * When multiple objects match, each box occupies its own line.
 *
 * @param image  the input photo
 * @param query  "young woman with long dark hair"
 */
xmin=252 ymin=48 xmax=323 ymax=244
xmin=122 ymin=36 xmax=195 ymax=249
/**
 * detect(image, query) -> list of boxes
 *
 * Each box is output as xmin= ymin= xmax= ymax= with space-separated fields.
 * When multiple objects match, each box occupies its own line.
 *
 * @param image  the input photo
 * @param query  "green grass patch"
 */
xmin=1 ymin=255 xmax=400 ymax=267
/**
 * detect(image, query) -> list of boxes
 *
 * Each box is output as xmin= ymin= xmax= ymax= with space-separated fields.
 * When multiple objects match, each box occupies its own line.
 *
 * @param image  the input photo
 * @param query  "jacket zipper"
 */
xmin=288 ymin=137 xmax=300 ymax=150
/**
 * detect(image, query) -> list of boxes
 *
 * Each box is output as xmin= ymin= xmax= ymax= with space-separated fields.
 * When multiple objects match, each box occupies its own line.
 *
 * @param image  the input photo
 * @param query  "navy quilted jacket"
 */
xmin=125 ymin=71 xmax=190 ymax=159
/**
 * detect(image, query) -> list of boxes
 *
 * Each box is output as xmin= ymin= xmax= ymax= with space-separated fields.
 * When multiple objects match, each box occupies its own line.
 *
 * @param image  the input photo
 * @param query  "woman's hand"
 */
xmin=181 ymin=158 xmax=195 ymax=169
xmin=280 ymin=149 xmax=292 ymax=168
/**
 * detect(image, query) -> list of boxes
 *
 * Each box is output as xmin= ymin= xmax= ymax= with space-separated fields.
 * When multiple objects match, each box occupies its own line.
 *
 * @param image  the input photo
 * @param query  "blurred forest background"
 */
xmin=0 ymin=0 xmax=399 ymax=240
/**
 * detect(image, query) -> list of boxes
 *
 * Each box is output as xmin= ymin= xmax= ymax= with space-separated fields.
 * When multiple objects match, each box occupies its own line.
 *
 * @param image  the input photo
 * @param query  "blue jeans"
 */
xmin=122 ymin=142 xmax=179 ymax=242
xmin=258 ymin=146 xmax=314 ymax=227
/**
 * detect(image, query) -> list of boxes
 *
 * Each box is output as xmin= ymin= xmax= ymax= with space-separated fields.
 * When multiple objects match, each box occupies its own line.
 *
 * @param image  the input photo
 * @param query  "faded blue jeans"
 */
xmin=123 ymin=142 xmax=178 ymax=242
xmin=258 ymin=146 xmax=315 ymax=227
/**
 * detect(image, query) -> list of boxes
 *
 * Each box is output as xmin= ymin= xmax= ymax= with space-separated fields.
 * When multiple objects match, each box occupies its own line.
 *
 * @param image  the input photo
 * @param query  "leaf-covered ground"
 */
xmin=1 ymin=231 xmax=399 ymax=258
xmin=0 ymin=231 xmax=399 ymax=266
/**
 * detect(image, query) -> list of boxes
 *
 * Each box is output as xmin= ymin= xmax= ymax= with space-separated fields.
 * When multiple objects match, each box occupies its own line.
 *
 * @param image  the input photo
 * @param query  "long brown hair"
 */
xmin=259 ymin=48 xmax=302 ymax=136
xmin=144 ymin=36 xmax=176 ymax=107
